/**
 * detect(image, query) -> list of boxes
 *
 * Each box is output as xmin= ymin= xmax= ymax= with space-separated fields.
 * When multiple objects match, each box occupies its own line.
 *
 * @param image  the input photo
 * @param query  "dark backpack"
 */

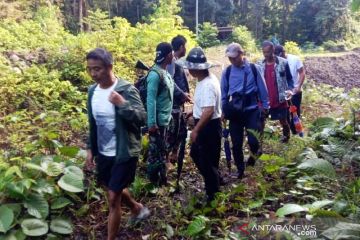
xmin=134 ymin=67 xmax=164 ymax=110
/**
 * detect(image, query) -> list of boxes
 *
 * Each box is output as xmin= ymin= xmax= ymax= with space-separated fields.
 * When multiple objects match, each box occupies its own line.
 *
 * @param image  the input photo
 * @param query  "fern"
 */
xmin=321 ymin=222 xmax=360 ymax=240
xmin=297 ymin=158 xmax=337 ymax=178
xmin=310 ymin=117 xmax=337 ymax=132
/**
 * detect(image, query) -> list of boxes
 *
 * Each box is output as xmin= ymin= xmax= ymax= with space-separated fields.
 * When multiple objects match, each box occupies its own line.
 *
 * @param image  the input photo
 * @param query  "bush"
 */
xmin=198 ymin=22 xmax=220 ymax=49
xmin=284 ymin=41 xmax=302 ymax=55
xmin=322 ymin=40 xmax=347 ymax=52
xmin=231 ymin=25 xmax=256 ymax=53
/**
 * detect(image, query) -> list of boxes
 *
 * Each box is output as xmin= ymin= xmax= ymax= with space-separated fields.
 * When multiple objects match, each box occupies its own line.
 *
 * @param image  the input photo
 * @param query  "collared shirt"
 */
xmin=193 ymin=74 xmax=222 ymax=119
xmin=220 ymin=61 xmax=269 ymax=110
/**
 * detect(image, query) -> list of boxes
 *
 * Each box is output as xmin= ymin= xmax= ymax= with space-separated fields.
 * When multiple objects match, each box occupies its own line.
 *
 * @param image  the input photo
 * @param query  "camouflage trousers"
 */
xmin=147 ymin=126 xmax=167 ymax=186
xmin=166 ymin=108 xmax=187 ymax=159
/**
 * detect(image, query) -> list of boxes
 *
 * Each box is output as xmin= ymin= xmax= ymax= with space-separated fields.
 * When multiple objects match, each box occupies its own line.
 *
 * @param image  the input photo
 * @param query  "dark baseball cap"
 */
xmin=154 ymin=42 xmax=173 ymax=64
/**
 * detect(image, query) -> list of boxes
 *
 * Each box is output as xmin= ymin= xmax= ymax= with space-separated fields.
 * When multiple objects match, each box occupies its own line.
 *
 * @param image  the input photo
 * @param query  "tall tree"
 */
xmin=290 ymin=0 xmax=350 ymax=44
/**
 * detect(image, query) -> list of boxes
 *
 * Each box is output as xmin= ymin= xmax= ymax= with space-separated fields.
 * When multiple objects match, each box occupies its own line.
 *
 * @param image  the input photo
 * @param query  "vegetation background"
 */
xmin=0 ymin=0 xmax=360 ymax=239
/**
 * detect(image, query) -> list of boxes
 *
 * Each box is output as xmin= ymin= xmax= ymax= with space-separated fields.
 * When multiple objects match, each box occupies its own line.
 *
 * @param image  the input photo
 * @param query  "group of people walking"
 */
xmin=84 ymin=35 xmax=305 ymax=239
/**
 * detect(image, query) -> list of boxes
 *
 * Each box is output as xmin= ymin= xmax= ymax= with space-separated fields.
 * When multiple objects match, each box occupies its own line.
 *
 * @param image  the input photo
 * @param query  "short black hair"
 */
xmin=262 ymin=40 xmax=274 ymax=49
xmin=171 ymin=35 xmax=187 ymax=51
xmin=274 ymin=45 xmax=285 ymax=56
xmin=86 ymin=48 xmax=113 ymax=67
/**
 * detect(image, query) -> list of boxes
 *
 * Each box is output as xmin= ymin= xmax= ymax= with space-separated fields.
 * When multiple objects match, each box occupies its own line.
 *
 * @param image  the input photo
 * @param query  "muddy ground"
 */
xmin=304 ymin=48 xmax=360 ymax=90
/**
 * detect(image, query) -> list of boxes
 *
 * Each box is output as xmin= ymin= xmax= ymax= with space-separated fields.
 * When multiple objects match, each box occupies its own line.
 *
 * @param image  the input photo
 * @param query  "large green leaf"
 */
xmin=33 ymin=179 xmax=55 ymax=195
xmin=21 ymin=219 xmax=48 ymax=236
xmin=310 ymin=117 xmax=337 ymax=132
xmin=51 ymin=197 xmax=72 ymax=210
xmin=57 ymin=173 xmax=84 ymax=193
xmin=24 ymin=163 xmax=44 ymax=173
xmin=310 ymin=199 xmax=334 ymax=210
xmin=58 ymin=146 xmax=79 ymax=158
xmin=0 ymin=229 xmax=26 ymax=240
xmin=50 ymin=218 xmax=73 ymax=235
xmin=5 ymin=166 xmax=23 ymax=179
xmin=0 ymin=206 xmax=14 ymax=233
xmin=2 ymin=204 xmax=21 ymax=220
xmin=186 ymin=215 xmax=209 ymax=237
xmin=24 ymin=194 xmax=49 ymax=219
xmin=63 ymin=166 xmax=84 ymax=180
xmin=41 ymin=161 xmax=64 ymax=177
xmin=297 ymin=158 xmax=336 ymax=178
xmin=5 ymin=182 xmax=25 ymax=199
xmin=321 ymin=222 xmax=360 ymax=240
xmin=276 ymin=204 xmax=308 ymax=217
xmin=298 ymin=148 xmax=318 ymax=162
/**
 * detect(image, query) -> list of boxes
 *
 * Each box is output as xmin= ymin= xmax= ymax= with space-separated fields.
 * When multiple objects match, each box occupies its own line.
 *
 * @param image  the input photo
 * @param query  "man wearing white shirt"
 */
xmin=85 ymin=48 xmax=149 ymax=240
xmin=184 ymin=47 xmax=222 ymax=202
xmin=275 ymin=45 xmax=306 ymax=134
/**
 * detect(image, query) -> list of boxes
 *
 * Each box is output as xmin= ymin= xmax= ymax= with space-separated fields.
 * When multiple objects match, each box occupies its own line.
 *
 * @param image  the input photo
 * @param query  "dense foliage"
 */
xmin=2 ymin=0 xmax=360 ymax=47
xmin=0 ymin=1 xmax=360 ymax=239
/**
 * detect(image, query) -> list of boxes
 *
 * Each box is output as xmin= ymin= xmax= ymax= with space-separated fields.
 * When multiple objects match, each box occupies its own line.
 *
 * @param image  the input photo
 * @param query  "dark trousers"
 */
xmin=229 ymin=109 xmax=261 ymax=175
xmin=190 ymin=118 xmax=221 ymax=200
xmin=288 ymin=92 xmax=302 ymax=134
xmin=147 ymin=126 xmax=167 ymax=186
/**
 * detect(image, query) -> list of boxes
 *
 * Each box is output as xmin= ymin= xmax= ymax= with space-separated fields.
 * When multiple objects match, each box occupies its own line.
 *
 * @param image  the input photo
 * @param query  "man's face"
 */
xmin=279 ymin=51 xmax=286 ymax=58
xmin=228 ymin=51 xmax=244 ymax=67
xmin=86 ymin=59 xmax=111 ymax=83
xmin=262 ymin=46 xmax=274 ymax=61
xmin=180 ymin=44 xmax=186 ymax=58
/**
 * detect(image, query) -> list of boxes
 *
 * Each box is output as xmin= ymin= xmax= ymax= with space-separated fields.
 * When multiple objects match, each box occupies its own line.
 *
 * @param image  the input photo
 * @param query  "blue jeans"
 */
xmin=229 ymin=108 xmax=262 ymax=175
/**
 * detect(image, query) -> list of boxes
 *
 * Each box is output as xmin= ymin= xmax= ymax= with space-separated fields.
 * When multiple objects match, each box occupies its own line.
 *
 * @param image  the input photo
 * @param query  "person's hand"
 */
xmin=292 ymin=86 xmax=301 ymax=94
xmin=109 ymin=91 xmax=126 ymax=106
xmin=184 ymin=93 xmax=193 ymax=104
xmin=148 ymin=125 xmax=159 ymax=134
xmin=185 ymin=110 xmax=193 ymax=119
xmin=190 ymin=129 xmax=198 ymax=143
xmin=85 ymin=150 xmax=95 ymax=171
xmin=221 ymin=114 xmax=226 ymax=123
xmin=285 ymin=90 xmax=294 ymax=100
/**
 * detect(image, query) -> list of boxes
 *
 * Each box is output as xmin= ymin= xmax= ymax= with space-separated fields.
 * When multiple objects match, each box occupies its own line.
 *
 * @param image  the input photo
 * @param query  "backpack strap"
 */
xmin=149 ymin=67 xmax=165 ymax=96
xmin=250 ymin=63 xmax=261 ymax=103
xmin=250 ymin=63 xmax=257 ymax=80
xmin=225 ymin=65 xmax=232 ymax=99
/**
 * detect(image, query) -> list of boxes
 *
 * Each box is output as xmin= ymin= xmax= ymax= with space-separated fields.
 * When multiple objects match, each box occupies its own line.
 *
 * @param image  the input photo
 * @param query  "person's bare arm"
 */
xmin=294 ymin=67 xmax=305 ymax=93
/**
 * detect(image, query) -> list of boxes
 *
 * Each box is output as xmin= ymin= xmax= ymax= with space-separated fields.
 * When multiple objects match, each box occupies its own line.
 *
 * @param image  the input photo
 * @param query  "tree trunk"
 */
xmin=282 ymin=0 xmax=290 ymax=42
xmin=79 ymin=0 xmax=84 ymax=32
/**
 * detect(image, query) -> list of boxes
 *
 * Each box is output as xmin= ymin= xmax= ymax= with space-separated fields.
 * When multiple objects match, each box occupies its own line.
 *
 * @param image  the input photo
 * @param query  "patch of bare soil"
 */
xmin=304 ymin=48 xmax=360 ymax=90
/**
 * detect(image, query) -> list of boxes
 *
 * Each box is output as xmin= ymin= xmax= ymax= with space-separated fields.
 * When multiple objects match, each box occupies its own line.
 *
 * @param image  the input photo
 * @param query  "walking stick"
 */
xmin=223 ymin=120 xmax=232 ymax=174
xmin=176 ymin=112 xmax=187 ymax=192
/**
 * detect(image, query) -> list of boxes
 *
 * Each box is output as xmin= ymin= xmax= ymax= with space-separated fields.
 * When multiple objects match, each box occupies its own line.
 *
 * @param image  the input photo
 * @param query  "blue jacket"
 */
xmin=220 ymin=61 xmax=269 ymax=111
